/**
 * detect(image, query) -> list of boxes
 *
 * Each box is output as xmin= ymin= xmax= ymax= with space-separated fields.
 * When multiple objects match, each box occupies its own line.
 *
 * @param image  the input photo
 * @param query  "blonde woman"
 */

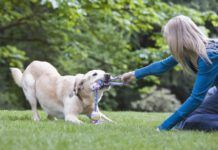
xmin=121 ymin=15 xmax=218 ymax=131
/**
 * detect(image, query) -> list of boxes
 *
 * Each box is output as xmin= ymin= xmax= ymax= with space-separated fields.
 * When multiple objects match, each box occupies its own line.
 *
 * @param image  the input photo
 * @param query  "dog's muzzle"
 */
xmin=91 ymin=74 xmax=111 ymax=91
xmin=91 ymin=80 xmax=110 ymax=91
xmin=91 ymin=74 xmax=127 ymax=91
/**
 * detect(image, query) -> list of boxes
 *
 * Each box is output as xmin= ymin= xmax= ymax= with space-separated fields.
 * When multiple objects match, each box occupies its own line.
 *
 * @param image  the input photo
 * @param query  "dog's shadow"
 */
xmin=1 ymin=111 xmax=92 ymax=124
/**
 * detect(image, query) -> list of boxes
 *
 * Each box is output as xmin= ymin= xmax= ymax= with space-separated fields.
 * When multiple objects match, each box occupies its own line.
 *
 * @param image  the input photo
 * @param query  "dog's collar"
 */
xmin=71 ymin=88 xmax=83 ymax=101
xmin=76 ymin=93 xmax=83 ymax=101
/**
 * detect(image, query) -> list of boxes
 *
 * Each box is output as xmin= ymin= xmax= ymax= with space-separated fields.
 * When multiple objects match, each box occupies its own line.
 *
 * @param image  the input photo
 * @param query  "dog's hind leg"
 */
xmin=22 ymin=74 xmax=40 ymax=121
xmin=24 ymin=91 xmax=40 ymax=121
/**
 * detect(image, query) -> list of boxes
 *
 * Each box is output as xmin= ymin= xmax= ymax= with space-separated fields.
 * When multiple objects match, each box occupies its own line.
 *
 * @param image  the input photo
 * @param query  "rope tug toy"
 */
xmin=90 ymin=76 xmax=127 ymax=124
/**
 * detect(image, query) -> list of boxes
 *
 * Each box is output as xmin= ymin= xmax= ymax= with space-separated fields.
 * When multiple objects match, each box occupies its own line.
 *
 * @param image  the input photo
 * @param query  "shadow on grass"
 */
xmin=0 ymin=110 xmax=92 ymax=124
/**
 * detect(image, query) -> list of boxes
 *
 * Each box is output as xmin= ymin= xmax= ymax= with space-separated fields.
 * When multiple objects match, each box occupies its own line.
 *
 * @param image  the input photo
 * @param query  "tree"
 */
xmin=0 ymin=0 xmax=217 ymax=110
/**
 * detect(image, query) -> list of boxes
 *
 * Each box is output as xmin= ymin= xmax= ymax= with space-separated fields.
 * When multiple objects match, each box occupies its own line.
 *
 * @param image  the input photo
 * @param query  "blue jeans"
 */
xmin=176 ymin=86 xmax=218 ymax=131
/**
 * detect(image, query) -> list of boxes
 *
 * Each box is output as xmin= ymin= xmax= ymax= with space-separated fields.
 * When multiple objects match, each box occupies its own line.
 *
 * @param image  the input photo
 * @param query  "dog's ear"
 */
xmin=74 ymin=75 xmax=85 ymax=95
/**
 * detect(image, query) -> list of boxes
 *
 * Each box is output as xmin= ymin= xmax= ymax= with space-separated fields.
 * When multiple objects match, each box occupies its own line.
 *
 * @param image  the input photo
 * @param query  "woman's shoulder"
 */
xmin=198 ymin=40 xmax=218 ymax=69
xmin=206 ymin=39 xmax=218 ymax=52
xmin=205 ymin=39 xmax=218 ymax=58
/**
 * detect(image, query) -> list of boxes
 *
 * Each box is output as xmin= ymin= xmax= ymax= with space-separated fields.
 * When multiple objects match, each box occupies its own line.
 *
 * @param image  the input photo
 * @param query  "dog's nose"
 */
xmin=104 ymin=74 xmax=111 ymax=80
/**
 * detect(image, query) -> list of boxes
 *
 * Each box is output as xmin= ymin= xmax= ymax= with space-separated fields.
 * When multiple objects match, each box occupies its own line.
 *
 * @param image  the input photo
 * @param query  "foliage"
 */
xmin=164 ymin=0 xmax=218 ymax=13
xmin=0 ymin=45 xmax=27 ymax=68
xmin=0 ymin=92 xmax=25 ymax=109
xmin=0 ymin=46 xmax=27 ymax=110
xmin=0 ymin=0 xmax=217 ymax=110
xmin=131 ymin=86 xmax=181 ymax=112
xmin=160 ymin=70 xmax=195 ymax=102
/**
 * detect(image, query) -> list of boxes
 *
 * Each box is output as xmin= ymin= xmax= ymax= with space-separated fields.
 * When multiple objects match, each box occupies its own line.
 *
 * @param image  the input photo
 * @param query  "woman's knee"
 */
xmin=182 ymin=114 xmax=218 ymax=131
xmin=205 ymin=86 xmax=218 ymax=98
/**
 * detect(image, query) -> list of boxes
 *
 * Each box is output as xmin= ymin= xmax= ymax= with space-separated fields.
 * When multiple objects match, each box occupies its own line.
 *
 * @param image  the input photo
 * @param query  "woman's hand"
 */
xmin=121 ymin=71 xmax=135 ymax=83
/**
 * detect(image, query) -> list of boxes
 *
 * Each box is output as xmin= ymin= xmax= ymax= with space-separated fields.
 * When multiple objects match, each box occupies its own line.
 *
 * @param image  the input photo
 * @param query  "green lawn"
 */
xmin=0 ymin=110 xmax=218 ymax=150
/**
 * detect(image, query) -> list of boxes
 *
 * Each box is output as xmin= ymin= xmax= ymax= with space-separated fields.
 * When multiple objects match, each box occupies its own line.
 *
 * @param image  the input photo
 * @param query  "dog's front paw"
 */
xmin=65 ymin=115 xmax=83 ymax=125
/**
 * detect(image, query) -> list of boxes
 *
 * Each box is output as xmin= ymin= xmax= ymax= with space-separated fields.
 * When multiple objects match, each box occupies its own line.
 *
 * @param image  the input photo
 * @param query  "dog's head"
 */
xmin=74 ymin=70 xmax=111 ymax=95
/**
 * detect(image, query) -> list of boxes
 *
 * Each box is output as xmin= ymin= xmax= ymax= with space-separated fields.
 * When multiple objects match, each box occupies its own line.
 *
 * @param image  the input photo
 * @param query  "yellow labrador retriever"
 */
xmin=10 ymin=61 xmax=112 ymax=124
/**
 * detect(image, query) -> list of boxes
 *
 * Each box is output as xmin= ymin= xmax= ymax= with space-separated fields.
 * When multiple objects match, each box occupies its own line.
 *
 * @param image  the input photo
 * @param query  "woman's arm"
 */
xmin=134 ymin=55 xmax=178 ymax=79
xmin=158 ymin=57 xmax=218 ymax=130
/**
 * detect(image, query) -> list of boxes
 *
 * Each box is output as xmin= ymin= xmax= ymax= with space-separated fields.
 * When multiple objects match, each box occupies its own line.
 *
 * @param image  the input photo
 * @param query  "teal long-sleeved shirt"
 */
xmin=134 ymin=40 xmax=218 ymax=130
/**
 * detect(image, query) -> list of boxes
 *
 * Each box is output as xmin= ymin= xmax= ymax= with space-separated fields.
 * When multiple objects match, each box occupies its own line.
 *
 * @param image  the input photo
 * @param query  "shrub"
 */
xmin=131 ymin=86 xmax=180 ymax=112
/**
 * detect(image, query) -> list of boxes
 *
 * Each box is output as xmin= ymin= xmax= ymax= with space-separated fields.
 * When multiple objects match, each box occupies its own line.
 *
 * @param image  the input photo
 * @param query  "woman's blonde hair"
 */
xmin=163 ymin=15 xmax=210 ymax=72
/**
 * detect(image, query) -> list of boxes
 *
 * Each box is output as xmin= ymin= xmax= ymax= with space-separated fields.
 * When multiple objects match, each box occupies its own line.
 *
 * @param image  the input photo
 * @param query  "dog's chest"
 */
xmin=81 ymin=92 xmax=103 ymax=114
xmin=81 ymin=98 xmax=94 ymax=114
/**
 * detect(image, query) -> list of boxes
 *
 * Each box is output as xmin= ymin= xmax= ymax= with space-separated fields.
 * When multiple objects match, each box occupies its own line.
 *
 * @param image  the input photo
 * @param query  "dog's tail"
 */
xmin=10 ymin=68 xmax=23 ymax=87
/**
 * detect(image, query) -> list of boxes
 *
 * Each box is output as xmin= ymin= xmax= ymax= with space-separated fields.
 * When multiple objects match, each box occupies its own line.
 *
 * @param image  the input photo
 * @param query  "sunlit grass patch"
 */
xmin=0 ymin=110 xmax=218 ymax=150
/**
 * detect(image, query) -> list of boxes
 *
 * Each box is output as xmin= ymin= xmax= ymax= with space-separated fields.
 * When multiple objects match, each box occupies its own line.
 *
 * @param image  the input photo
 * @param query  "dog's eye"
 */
xmin=92 ymin=73 xmax=97 ymax=76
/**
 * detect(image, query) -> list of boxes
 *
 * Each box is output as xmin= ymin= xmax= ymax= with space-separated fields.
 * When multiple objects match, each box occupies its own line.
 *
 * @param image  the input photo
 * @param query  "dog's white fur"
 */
xmin=11 ymin=60 xmax=112 ymax=124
